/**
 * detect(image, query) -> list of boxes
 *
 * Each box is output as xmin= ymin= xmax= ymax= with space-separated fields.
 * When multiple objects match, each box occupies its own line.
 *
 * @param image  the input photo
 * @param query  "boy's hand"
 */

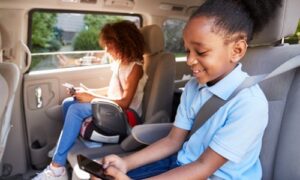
xmin=105 ymin=166 xmax=131 ymax=180
xmin=101 ymin=154 xmax=128 ymax=174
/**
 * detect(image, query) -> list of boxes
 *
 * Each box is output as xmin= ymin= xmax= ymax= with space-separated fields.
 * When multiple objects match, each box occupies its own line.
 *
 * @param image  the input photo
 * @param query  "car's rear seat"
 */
xmin=241 ymin=0 xmax=300 ymax=179
xmin=244 ymin=45 xmax=300 ymax=180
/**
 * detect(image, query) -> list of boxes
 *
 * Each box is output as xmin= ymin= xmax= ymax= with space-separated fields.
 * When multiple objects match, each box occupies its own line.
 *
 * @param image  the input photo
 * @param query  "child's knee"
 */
xmin=62 ymin=97 xmax=75 ymax=107
xmin=62 ymin=97 xmax=75 ymax=104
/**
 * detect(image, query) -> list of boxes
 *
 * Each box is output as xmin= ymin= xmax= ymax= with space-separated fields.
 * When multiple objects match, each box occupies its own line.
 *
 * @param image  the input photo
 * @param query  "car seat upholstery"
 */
xmin=0 ymin=24 xmax=20 ymax=164
xmin=68 ymin=24 xmax=176 ymax=179
xmin=242 ymin=0 xmax=300 ymax=179
xmin=0 ymin=76 xmax=8 ymax=124
xmin=0 ymin=29 xmax=9 ymax=127
xmin=139 ymin=24 xmax=175 ymax=123
xmin=131 ymin=0 xmax=300 ymax=179
xmin=120 ymin=25 xmax=176 ymax=151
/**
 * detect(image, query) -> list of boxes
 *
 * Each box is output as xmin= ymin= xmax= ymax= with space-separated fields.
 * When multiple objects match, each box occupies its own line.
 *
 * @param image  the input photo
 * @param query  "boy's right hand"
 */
xmin=105 ymin=166 xmax=131 ymax=180
xmin=101 ymin=154 xmax=128 ymax=174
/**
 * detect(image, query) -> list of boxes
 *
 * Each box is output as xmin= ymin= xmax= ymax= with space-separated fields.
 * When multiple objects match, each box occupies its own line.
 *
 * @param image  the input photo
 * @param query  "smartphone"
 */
xmin=77 ymin=154 xmax=114 ymax=180
xmin=62 ymin=83 xmax=76 ymax=96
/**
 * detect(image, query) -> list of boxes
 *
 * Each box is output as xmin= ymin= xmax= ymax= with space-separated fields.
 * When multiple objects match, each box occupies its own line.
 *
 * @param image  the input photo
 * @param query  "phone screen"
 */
xmin=77 ymin=154 xmax=114 ymax=180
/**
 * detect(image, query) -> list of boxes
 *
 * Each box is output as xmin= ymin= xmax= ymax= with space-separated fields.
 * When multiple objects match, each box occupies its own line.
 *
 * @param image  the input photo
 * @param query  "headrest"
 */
xmin=250 ymin=0 xmax=300 ymax=45
xmin=140 ymin=25 xmax=164 ymax=55
xmin=0 ymin=23 xmax=12 ymax=50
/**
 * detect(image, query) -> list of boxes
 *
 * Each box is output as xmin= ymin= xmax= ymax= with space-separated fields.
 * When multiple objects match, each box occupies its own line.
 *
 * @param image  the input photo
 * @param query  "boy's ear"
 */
xmin=231 ymin=39 xmax=248 ymax=63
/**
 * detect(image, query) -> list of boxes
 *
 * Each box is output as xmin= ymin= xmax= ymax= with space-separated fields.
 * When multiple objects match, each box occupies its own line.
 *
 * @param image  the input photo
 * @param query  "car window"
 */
xmin=28 ymin=10 xmax=142 ymax=71
xmin=162 ymin=18 xmax=186 ymax=61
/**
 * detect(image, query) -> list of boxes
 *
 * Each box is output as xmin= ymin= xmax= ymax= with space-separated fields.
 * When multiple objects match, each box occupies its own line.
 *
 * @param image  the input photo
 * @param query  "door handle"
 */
xmin=35 ymin=87 xmax=43 ymax=109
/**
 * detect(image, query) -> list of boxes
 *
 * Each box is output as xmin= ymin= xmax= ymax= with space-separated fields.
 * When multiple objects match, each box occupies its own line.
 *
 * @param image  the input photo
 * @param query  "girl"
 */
xmin=99 ymin=0 xmax=281 ymax=179
xmin=33 ymin=20 xmax=147 ymax=180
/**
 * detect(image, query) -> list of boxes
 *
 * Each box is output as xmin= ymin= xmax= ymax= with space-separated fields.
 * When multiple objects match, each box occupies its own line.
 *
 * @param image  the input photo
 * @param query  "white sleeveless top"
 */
xmin=107 ymin=60 xmax=148 ymax=116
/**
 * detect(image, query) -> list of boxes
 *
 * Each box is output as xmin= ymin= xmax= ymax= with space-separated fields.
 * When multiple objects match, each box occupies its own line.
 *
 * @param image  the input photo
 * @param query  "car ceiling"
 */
xmin=0 ymin=0 xmax=205 ymax=19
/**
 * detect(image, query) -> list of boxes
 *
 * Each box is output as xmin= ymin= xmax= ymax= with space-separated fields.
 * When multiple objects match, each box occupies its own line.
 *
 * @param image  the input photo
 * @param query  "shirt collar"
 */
xmin=198 ymin=63 xmax=248 ymax=100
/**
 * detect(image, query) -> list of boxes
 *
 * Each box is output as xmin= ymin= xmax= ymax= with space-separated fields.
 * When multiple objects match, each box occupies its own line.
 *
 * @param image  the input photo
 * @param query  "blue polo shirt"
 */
xmin=174 ymin=64 xmax=268 ymax=180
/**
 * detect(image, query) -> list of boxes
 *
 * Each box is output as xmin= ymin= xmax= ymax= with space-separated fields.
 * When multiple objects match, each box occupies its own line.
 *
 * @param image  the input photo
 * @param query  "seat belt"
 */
xmin=189 ymin=55 xmax=300 ymax=138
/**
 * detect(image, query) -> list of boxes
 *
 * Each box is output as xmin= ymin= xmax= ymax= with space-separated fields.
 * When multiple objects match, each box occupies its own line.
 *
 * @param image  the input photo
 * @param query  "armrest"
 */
xmin=120 ymin=110 xmax=171 ymax=151
xmin=131 ymin=123 xmax=173 ymax=145
xmin=120 ymin=134 xmax=146 ymax=152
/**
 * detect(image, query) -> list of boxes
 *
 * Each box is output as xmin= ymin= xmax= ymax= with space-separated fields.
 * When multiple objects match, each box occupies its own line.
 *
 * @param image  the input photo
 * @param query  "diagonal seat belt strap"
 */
xmin=188 ymin=96 xmax=224 ymax=139
xmin=188 ymin=55 xmax=300 ymax=138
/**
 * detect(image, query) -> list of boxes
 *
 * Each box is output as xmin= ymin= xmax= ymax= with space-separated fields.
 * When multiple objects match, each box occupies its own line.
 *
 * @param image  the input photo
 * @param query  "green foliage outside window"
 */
xmin=84 ymin=14 xmax=122 ymax=30
xmin=296 ymin=20 xmax=300 ymax=38
xmin=72 ymin=15 xmax=123 ymax=51
xmin=31 ymin=12 xmax=62 ymax=53
xmin=73 ymin=29 xmax=101 ymax=50
xmin=285 ymin=20 xmax=300 ymax=44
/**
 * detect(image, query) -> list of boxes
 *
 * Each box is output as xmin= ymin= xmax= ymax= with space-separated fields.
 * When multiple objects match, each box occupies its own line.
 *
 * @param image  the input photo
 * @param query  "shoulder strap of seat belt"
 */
xmin=188 ymin=55 xmax=300 ymax=139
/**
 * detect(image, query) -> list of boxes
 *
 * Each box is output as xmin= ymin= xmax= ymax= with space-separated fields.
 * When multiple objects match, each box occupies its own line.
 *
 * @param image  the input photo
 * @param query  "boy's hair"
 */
xmin=100 ymin=20 xmax=145 ymax=62
xmin=191 ymin=0 xmax=282 ymax=42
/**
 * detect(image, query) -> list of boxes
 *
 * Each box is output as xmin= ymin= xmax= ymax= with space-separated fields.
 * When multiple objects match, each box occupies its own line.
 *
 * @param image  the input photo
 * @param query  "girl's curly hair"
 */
xmin=100 ymin=20 xmax=145 ymax=62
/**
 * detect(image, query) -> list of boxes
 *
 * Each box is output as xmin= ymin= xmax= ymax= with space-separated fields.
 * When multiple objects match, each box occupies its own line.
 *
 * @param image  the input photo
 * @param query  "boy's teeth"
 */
xmin=194 ymin=69 xmax=204 ymax=73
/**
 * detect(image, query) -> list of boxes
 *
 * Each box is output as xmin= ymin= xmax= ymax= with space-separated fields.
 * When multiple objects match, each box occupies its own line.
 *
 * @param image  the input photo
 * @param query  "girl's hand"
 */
xmin=66 ymin=87 xmax=76 ymax=96
xmin=101 ymin=154 xmax=128 ymax=173
xmin=74 ymin=89 xmax=95 ymax=103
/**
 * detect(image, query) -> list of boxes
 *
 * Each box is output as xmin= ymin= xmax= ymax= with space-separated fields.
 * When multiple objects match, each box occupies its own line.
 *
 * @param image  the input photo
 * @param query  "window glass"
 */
xmin=284 ymin=19 xmax=300 ymax=44
xmin=28 ymin=10 xmax=141 ymax=71
xmin=162 ymin=19 xmax=186 ymax=60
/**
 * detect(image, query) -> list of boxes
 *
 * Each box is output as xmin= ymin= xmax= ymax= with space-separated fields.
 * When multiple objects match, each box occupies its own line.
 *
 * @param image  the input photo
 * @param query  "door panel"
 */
xmin=23 ymin=65 xmax=112 ymax=168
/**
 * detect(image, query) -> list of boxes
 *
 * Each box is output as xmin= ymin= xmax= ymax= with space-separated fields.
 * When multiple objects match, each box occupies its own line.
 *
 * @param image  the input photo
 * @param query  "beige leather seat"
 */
xmin=0 ymin=24 xmax=21 ymax=163
xmin=68 ymin=24 xmax=176 ymax=179
xmin=140 ymin=24 xmax=176 ymax=124
xmin=0 ymin=76 xmax=8 ymax=139
xmin=241 ymin=0 xmax=300 ymax=179
xmin=0 ymin=27 xmax=9 ymax=134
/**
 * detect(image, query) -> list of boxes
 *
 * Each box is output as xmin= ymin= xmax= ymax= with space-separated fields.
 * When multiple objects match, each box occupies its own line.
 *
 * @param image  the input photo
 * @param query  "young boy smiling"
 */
xmin=96 ymin=0 xmax=282 ymax=179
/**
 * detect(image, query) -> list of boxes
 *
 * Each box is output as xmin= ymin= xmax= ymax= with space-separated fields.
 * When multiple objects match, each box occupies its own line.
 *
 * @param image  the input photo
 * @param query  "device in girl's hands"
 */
xmin=62 ymin=82 xmax=76 ymax=96
xmin=77 ymin=154 xmax=114 ymax=180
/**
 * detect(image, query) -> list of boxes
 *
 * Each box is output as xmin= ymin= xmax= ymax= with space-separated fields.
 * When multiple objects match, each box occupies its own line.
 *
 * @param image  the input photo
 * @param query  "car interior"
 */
xmin=0 ymin=0 xmax=300 ymax=179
